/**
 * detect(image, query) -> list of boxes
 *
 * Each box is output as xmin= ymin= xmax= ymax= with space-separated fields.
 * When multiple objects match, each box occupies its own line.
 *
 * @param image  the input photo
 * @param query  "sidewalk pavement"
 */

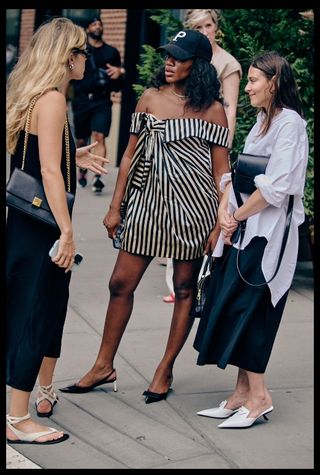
xmin=6 ymin=165 xmax=314 ymax=469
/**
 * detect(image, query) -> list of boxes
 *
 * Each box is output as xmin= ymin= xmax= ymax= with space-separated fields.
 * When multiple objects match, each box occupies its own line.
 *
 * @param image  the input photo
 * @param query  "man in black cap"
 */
xmin=71 ymin=17 xmax=125 ymax=192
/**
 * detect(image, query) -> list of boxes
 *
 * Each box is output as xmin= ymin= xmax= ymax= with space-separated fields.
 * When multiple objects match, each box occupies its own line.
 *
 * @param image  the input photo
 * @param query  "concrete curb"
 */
xmin=6 ymin=445 xmax=41 ymax=469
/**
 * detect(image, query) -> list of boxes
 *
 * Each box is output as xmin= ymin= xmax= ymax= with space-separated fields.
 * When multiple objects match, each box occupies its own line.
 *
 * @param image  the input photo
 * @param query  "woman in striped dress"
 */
xmin=60 ymin=30 xmax=230 ymax=403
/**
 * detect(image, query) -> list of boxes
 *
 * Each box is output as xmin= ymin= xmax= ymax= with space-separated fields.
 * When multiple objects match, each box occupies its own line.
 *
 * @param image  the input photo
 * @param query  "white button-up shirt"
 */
xmin=213 ymin=108 xmax=309 ymax=306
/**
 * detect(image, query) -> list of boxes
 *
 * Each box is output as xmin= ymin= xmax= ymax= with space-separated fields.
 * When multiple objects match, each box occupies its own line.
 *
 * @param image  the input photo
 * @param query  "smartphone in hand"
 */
xmin=113 ymin=222 xmax=124 ymax=249
xmin=49 ymin=240 xmax=60 ymax=258
xmin=49 ymin=240 xmax=83 ymax=269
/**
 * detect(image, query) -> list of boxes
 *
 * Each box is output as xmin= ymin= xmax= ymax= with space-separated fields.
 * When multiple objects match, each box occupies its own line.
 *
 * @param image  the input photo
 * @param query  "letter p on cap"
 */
xmin=173 ymin=31 xmax=186 ymax=42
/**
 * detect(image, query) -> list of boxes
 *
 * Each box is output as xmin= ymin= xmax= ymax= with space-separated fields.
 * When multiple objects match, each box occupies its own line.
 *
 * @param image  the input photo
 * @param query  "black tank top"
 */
xmin=10 ymin=121 xmax=77 ymax=195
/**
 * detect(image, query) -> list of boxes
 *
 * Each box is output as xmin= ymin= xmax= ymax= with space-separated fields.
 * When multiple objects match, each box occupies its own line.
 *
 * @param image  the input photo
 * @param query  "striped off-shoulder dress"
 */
xmin=120 ymin=112 xmax=229 ymax=260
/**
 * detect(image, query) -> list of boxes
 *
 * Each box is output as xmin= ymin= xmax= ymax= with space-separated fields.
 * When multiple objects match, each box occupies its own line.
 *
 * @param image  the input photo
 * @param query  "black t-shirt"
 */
xmin=72 ymin=42 xmax=122 ymax=105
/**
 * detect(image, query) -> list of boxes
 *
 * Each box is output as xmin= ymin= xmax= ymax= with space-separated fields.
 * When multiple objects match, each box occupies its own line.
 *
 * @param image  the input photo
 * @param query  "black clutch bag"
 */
xmin=6 ymin=95 xmax=74 ymax=228
xmin=233 ymin=152 xmax=270 ymax=194
xmin=6 ymin=168 xmax=74 ymax=228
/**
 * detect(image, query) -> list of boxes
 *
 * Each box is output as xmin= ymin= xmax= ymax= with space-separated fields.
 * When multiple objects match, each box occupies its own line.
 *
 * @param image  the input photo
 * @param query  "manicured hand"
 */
xmin=76 ymin=141 xmax=109 ymax=175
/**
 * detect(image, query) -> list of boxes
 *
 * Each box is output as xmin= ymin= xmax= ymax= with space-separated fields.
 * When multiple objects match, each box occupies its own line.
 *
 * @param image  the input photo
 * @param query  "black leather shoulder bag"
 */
xmin=231 ymin=152 xmax=293 ymax=286
xmin=6 ymin=96 xmax=74 ymax=228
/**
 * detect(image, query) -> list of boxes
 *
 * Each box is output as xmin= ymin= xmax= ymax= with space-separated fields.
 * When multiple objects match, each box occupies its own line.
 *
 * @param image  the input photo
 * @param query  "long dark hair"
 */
xmin=151 ymin=57 xmax=222 ymax=111
xmin=251 ymin=51 xmax=304 ymax=135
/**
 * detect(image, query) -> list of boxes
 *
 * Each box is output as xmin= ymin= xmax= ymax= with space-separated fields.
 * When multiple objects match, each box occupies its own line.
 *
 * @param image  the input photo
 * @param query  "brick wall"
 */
xmin=100 ymin=9 xmax=127 ymax=104
xmin=19 ymin=9 xmax=36 ymax=53
xmin=17 ymin=9 xmax=128 ymax=104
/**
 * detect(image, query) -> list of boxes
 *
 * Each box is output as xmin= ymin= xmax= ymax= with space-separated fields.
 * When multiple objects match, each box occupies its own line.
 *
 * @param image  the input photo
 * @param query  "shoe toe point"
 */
xmin=197 ymin=410 xmax=211 ymax=416
xmin=59 ymin=386 xmax=74 ymax=393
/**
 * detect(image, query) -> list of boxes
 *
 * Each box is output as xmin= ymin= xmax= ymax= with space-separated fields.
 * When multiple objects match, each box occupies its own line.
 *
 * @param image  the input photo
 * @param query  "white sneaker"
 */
xmin=197 ymin=400 xmax=239 ymax=419
xmin=92 ymin=176 xmax=105 ymax=193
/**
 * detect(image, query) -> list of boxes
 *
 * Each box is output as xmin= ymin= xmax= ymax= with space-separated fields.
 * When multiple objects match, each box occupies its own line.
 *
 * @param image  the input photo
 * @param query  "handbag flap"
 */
xmin=6 ymin=168 xmax=74 ymax=212
xmin=236 ymin=153 xmax=270 ymax=177
xmin=6 ymin=168 xmax=52 ymax=212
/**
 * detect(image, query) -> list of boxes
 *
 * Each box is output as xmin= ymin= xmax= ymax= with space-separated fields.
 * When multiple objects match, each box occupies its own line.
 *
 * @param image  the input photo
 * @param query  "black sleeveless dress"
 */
xmin=6 ymin=123 xmax=76 ymax=392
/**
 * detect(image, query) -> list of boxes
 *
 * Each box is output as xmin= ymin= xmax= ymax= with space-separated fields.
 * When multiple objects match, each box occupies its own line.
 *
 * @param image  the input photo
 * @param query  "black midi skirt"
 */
xmin=193 ymin=237 xmax=288 ymax=374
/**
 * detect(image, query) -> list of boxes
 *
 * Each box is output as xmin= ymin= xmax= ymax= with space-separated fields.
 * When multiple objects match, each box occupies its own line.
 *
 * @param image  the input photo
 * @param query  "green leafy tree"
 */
xmin=220 ymin=9 xmax=314 ymax=222
xmin=133 ymin=9 xmax=182 ymax=98
xmin=133 ymin=9 xmax=314 ymax=222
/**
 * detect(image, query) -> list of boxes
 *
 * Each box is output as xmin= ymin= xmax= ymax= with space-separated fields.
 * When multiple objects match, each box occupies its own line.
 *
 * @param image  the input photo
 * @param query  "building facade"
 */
xmin=6 ymin=8 xmax=181 ymax=164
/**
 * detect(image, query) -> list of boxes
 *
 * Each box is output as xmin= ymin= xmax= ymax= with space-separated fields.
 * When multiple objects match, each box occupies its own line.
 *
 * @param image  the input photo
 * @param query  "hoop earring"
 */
xmin=215 ymin=29 xmax=224 ymax=44
xmin=69 ymin=63 xmax=74 ymax=70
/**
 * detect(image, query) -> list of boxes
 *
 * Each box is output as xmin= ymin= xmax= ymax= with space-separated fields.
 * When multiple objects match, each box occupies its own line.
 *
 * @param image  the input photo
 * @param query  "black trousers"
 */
xmin=6 ymin=209 xmax=71 ymax=392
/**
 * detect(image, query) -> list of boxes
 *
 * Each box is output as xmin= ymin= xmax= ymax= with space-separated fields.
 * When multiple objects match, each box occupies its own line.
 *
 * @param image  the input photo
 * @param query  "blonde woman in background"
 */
xmin=6 ymin=17 xmax=108 ymax=445
xmin=184 ymin=9 xmax=242 ymax=147
xmin=163 ymin=10 xmax=241 ymax=303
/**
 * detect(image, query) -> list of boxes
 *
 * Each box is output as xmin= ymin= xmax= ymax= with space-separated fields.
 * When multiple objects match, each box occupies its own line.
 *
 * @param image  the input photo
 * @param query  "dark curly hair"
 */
xmin=150 ymin=57 xmax=222 ymax=111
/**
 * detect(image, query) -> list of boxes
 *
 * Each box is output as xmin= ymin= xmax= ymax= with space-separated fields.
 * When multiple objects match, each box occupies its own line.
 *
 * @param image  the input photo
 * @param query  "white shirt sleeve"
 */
xmin=254 ymin=120 xmax=308 ymax=207
xmin=220 ymin=172 xmax=232 ymax=192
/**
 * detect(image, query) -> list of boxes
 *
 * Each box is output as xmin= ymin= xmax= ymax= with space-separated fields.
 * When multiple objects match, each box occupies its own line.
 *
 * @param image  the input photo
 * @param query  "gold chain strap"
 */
xmin=64 ymin=120 xmax=71 ymax=192
xmin=22 ymin=96 xmax=71 ymax=192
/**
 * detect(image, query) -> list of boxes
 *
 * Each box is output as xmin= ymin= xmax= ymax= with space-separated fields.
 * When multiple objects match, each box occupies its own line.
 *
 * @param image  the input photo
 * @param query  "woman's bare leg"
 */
xmin=36 ymin=356 xmax=58 ymax=414
xmin=147 ymin=257 xmax=203 ymax=394
xmin=224 ymin=368 xmax=250 ymax=410
xmin=75 ymin=251 xmax=153 ymax=387
xmin=244 ymin=370 xmax=273 ymax=417
xmin=7 ymin=388 xmax=65 ymax=443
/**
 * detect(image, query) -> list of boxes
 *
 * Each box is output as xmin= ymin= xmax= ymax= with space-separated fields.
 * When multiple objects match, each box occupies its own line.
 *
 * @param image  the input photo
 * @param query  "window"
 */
xmin=6 ymin=9 xmax=20 ymax=77
xmin=62 ymin=9 xmax=100 ymax=28
xmin=6 ymin=9 xmax=21 ymax=47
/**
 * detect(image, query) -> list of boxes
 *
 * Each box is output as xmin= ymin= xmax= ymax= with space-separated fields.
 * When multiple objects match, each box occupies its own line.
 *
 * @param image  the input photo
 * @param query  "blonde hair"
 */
xmin=183 ymin=9 xmax=219 ymax=30
xmin=7 ymin=17 xmax=87 ymax=154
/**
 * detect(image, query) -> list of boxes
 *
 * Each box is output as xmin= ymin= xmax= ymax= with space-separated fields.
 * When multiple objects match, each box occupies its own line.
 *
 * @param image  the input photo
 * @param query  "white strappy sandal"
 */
xmin=35 ymin=383 xmax=60 ymax=417
xmin=6 ymin=413 xmax=69 ymax=445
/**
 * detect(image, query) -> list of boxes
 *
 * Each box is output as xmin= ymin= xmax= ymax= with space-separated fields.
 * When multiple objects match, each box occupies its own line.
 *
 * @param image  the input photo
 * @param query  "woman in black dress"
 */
xmin=6 ymin=17 xmax=108 ymax=444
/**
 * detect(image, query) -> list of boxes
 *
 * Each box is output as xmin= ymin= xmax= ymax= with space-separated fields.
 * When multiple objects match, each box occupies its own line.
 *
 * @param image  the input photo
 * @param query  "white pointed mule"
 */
xmin=218 ymin=405 xmax=274 ymax=428
xmin=197 ymin=400 xmax=239 ymax=419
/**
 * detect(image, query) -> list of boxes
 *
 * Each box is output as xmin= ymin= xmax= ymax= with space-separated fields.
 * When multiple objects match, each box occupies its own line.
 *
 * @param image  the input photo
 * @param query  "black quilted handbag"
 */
xmin=6 ymin=96 xmax=74 ymax=228
xmin=6 ymin=168 xmax=74 ymax=228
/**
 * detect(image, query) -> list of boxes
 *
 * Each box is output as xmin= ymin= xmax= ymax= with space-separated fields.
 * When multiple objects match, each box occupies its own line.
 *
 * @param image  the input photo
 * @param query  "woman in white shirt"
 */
xmin=194 ymin=51 xmax=309 ymax=428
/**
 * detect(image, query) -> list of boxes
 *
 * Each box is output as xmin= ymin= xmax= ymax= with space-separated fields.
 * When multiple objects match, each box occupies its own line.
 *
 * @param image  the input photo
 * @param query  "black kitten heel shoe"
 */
xmin=143 ymin=390 xmax=168 ymax=404
xmin=143 ymin=376 xmax=173 ymax=404
xmin=59 ymin=369 xmax=117 ymax=394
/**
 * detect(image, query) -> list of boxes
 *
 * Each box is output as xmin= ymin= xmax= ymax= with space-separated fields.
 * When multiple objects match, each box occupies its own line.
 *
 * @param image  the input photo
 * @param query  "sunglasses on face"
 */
xmin=72 ymin=46 xmax=92 ymax=59
xmin=164 ymin=54 xmax=191 ymax=63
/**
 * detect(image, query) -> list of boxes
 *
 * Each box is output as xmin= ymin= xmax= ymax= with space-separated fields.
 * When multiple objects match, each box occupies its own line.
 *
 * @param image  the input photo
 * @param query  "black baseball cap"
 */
xmin=85 ymin=16 xmax=102 ymax=28
xmin=157 ymin=30 xmax=212 ymax=62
